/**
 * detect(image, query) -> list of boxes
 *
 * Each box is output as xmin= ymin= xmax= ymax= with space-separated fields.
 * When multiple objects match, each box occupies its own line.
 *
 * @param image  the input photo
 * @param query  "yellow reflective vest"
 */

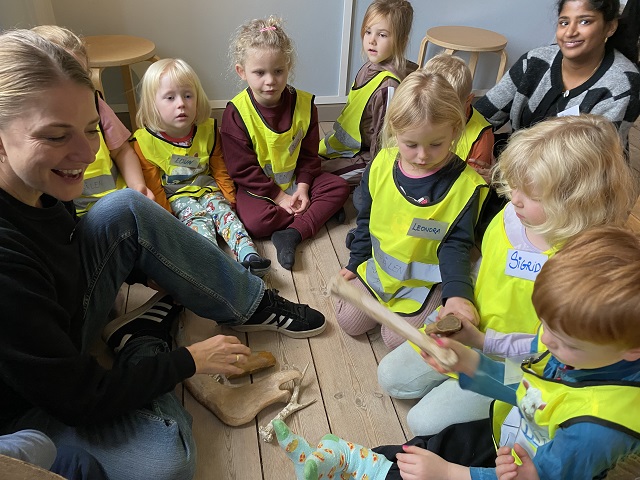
xmin=229 ymin=87 xmax=313 ymax=194
xmin=492 ymin=349 xmax=640 ymax=463
xmin=134 ymin=118 xmax=219 ymax=201
xmin=319 ymin=70 xmax=399 ymax=159
xmin=357 ymin=148 xmax=488 ymax=315
xmin=454 ymin=107 xmax=492 ymax=161
xmin=74 ymin=125 xmax=126 ymax=216
xmin=475 ymin=206 xmax=557 ymax=334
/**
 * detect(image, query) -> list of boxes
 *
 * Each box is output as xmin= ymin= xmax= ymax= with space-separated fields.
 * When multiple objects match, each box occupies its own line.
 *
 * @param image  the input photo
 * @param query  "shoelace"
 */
xmin=268 ymin=290 xmax=308 ymax=326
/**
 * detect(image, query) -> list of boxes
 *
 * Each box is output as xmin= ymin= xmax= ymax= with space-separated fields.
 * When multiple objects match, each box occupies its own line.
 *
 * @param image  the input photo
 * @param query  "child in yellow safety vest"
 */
xmin=336 ymin=70 xmax=488 ymax=350
xmin=133 ymin=58 xmax=271 ymax=277
xmin=222 ymin=16 xmax=350 ymax=271
xmin=273 ymin=226 xmax=640 ymax=480
xmin=377 ymin=115 xmax=635 ymax=437
xmin=30 ymin=26 xmax=155 ymax=216
xmin=319 ymin=0 xmax=417 ymax=189
xmin=423 ymin=53 xmax=494 ymax=182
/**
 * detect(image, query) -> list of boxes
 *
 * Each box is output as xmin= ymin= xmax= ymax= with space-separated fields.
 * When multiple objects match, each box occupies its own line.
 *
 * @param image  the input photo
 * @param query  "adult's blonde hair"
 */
xmin=492 ymin=114 xmax=635 ymax=246
xmin=136 ymin=58 xmax=211 ymax=132
xmin=380 ymin=70 xmax=465 ymax=155
xmin=229 ymin=16 xmax=296 ymax=76
xmin=423 ymin=53 xmax=472 ymax=105
xmin=533 ymin=225 xmax=640 ymax=348
xmin=0 ymin=29 xmax=93 ymax=128
xmin=361 ymin=0 xmax=413 ymax=73
xmin=31 ymin=25 xmax=89 ymax=68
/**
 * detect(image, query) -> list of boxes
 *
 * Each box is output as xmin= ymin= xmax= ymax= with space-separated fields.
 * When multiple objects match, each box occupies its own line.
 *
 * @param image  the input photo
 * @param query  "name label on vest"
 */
xmin=407 ymin=219 xmax=448 ymax=240
xmin=288 ymin=128 xmax=303 ymax=155
xmin=505 ymin=249 xmax=548 ymax=281
xmin=83 ymin=174 xmax=116 ymax=195
xmin=170 ymin=154 xmax=200 ymax=168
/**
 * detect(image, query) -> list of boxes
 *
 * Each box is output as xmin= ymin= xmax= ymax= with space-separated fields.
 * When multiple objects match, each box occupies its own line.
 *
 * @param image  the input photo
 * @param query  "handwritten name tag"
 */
xmin=170 ymin=154 xmax=200 ymax=168
xmin=406 ymin=219 xmax=448 ymax=240
xmin=505 ymin=249 xmax=548 ymax=281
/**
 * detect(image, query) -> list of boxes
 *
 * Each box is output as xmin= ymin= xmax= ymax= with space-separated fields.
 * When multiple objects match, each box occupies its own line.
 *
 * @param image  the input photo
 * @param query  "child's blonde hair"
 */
xmin=361 ymin=0 xmax=413 ymax=73
xmin=381 ymin=70 xmax=465 ymax=154
xmin=136 ymin=58 xmax=211 ymax=132
xmin=229 ymin=16 xmax=296 ymax=75
xmin=31 ymin=25 xmax=89 ymax=68
xmin=533 ymin=225 xmax=640 ymax=349
xmin=423 ymin=53 xmax=472 ymax=105
xmin=492 ymin=114 xmax=635 ymax=246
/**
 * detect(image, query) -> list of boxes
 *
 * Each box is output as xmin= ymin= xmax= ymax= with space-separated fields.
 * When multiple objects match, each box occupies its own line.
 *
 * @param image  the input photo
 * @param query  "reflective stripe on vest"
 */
xmin=319 ymin=70 xmax=399 ymax=159
xmin=134 ymin=118 xmax=218 ymax=200
xmin=357 ymin=148 xmax=488 ymax=315
xmin=475 ymin=206 xmax=556 ymax=334
xmin=74 ymin=127 xmax=126 ymax=216
xmin=454 ymin=107 xmax=492 ymax=161
xmin=229 ymin=87 xmax=313 ymax=194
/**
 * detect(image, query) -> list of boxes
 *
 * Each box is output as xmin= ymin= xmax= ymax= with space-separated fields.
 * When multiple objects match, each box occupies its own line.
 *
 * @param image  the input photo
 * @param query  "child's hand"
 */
xmin=495 ymin=445 xmax=540 ymax=480
xmin=274 ymin=191 xmax=295 ymax=215
xmin=397 ymin=445 xmax=470 ymax=479
xmin=130 ymin=184 xmax=156 ymax=202
xmin=468 ymin=158 xmax=492 ymax=183
xmin=419 ymin=336 xmax=480 ymax=377
xmin=291 ymin=183 xmax=310 ymax=215
xmin=449 ymin=316 xmax=485 ymax=350
xmin=438 ymin=297 xmax=479 ymax=327
xmin=339 ymin=267 xmax=356 ymax=280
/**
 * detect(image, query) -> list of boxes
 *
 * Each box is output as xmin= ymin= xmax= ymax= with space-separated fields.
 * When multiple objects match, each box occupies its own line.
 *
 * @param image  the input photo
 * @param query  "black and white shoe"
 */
xmin=232 ymin=289 xmax=326 ymax=339
xmin=102 ymin=292 xmax=183 ymax=353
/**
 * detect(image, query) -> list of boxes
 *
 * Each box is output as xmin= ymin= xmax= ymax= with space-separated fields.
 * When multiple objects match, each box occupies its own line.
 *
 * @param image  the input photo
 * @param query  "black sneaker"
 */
xmin=332 ymin=207 xmax=346 ymax=224
xmin=241 ymin=253 xmax=271 ymax=277
xmin=102 ymin=292 xmax=183 ymax=352
xmin=232 ymin=289 xmax=326 ymax=339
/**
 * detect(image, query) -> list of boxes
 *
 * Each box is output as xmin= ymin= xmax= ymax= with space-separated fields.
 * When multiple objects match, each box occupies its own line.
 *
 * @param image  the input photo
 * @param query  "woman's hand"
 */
xmin=449 ymin=316 xmax=486 ymax=350
xmin=438 ymin=297 xmax=479 ymax=327
xmin=419 ymin=336 xmax=480 ymax=377
xmin=339 ymin=267 xmax=356 ymax=280
xmin=495 ymin=445 xmax=540 ymax=480
xmin=290 ymin=183 xmax=310 ymax=215
xmin=274 ymin=191 xmax=295 ymax=215
xmin=186 ymin=335 xmax=251 ymax=376
xmin=397 ymin=445 xmax=470 ymax=479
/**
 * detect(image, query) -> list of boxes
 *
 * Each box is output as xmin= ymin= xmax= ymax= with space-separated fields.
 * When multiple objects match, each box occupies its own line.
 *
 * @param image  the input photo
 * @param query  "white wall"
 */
xmin=2 ymin=0 xmax=558 ymax=109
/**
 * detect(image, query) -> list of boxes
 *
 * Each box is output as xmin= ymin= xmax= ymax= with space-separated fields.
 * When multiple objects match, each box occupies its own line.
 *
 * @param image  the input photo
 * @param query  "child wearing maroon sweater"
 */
xmin=222 ymin=16 xmax=350 ymax=270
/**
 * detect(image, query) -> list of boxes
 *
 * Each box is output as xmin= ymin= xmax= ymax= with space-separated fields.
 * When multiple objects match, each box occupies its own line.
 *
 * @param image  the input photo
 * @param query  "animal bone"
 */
xmin=422 ymin=314 xmax=463 ymax=336
xmin=259 ymin=362 xmax=317 ymax=442
xmin=184 ymin=369 xmax=302 ymax=426
xmin=227 ymin=350 xmax=277 ymax=379
xmin=328 ymin=275 xmax=458 ymax=369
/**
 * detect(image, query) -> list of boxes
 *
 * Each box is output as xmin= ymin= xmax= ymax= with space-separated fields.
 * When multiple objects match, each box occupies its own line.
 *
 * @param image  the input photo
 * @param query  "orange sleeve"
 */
xmin=132 ymin=140 xmax=173 ymax=213
xmin=209 ymin=129 xmax=236 ymax=205
xmin=468 ymin=128 xmax=495 ymax=168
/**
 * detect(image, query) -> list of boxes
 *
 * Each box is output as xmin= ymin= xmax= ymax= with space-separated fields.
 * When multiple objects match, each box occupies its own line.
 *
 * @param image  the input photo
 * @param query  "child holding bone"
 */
xmin=275 ymin=225 xmax=640 ymax=480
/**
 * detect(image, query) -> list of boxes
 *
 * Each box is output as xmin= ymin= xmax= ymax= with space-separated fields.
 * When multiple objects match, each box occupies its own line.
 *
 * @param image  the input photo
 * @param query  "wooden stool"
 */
xmin=417 ymin=26 xmax=508 ymax=85
xmin=84 ymin=35 xmax=160 ymax=130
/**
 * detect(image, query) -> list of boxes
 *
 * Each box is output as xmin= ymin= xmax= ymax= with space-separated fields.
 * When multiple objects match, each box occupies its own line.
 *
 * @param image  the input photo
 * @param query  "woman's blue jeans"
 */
xmin=11 ymin=190 xmax=265 ymax=480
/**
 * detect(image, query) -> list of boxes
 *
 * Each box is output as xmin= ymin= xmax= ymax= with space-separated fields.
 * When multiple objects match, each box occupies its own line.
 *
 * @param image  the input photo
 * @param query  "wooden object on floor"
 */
xmin=226 ymin=351 xmax=277 ymax=379
xmin=417 ymin=26 xmax=508 ymax=84
xmin=184 ymin=369 xmax=302 ymax=426
xmin=328 ymin=275 xmax=458 ymax=368
xmin=84 ymin=35 xmax=159 ymax=130
xmin=0 ymin=455 xmax=64 ymax=479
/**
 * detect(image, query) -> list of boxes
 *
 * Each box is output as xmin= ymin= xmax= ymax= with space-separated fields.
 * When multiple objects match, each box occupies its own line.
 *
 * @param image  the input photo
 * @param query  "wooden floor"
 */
xmin=114 ymin=119 xmax=640 ymax=480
